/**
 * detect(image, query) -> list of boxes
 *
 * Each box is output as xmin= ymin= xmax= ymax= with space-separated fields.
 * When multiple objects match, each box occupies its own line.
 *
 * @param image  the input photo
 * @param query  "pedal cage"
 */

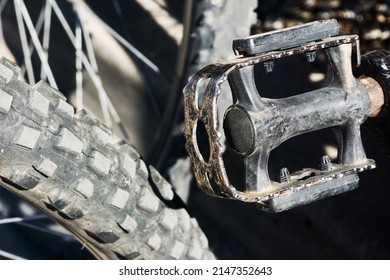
xmin=183 ymin=20 xmax=376 ymax=212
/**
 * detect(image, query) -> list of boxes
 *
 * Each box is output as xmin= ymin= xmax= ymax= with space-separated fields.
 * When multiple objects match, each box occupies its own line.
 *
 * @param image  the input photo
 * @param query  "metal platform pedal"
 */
xmin=183 ymin=19 xmax=381 ymax=212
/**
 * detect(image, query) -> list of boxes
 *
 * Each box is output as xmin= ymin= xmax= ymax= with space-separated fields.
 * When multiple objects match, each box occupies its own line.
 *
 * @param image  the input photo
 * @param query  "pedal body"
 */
xmin=183 ymin=19 xmax=375 ymax=212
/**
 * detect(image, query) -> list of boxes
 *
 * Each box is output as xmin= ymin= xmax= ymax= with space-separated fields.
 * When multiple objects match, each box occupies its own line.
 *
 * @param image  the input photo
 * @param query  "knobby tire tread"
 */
xmin=0 ymin=58 xmax=214 ymax=260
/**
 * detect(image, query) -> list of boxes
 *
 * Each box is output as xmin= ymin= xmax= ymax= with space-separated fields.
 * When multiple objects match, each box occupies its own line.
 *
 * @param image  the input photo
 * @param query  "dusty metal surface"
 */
xmin=233 ymin=19 xmax=339 ymax=56
xmin=183 ymin=21 xmax=376 ymax=212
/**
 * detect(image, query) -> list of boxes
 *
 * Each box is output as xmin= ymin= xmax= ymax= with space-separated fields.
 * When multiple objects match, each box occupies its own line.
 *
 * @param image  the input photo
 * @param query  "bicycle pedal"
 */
xmin=183 ymin=19 xmax=378 ymax=212
xmin=233 ymin=19 xmax=339 ymax=56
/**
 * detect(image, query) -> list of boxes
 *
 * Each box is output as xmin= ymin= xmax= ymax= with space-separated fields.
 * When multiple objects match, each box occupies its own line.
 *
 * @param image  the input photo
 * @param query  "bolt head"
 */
xmin=320 ymin=155 xmax=332 ymax=171
xmin=279 ymin=167 xmax=291 ymax=183
xmin=263 ymin=61 xmax=274 ymax=73
xmin=306 ymin=51 xmax=317 ymax=63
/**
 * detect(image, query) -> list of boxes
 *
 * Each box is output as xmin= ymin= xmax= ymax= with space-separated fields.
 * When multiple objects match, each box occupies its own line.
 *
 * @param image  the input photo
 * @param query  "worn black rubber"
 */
xmin=0 ymin=57 xmax=215 ymax=260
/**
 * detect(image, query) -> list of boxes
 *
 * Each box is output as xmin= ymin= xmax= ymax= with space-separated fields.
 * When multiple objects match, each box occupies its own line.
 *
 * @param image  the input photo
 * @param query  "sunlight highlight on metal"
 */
xmin=40 ymin=0 xmax=53 ymax=80
xmin=14 ymin=0 xmax=35 ymax=84
xmin=0 ymin=249 xmax=26 ymax=260
xmin=0 ymin=214 xmax=47 ymax=225
xmin=51 ymin=0 xmax=129 ymax=139
xmin=75 ymin=15 xmax=84 ymax=112
xmin=20 ymin=4 xmax=45 ymax=78
xmin=92 ymin=7 xmax=164 ymax=79
xmin=16 ymin=0 xmax=58 ymax=88
xmin=112 ymin=0 xmax=161 ymax=117
xmin=76 ymin=0 xmax=112 ymax=127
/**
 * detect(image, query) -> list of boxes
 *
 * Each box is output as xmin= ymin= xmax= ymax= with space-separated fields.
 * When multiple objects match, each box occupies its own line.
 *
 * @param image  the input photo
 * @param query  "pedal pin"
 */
xmin=306 ymin=51 xmax=317 ymax=63
xmin=279 ymin=167 xmax=291 ymax=183
xmin=263 ymin=61 xmax=274 ymax=73
xmin=320 ymin=155 xmax=332 ymax=171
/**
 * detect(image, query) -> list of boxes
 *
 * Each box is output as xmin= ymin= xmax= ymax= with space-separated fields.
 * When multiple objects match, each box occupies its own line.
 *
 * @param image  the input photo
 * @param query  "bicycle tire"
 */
xmin=0 ymin=57 xmax=215 ymax=260
xmin=0 ymin=0 xmax=258 ymax=259
xmin=139 ymin=0 xmax=258 ymax=166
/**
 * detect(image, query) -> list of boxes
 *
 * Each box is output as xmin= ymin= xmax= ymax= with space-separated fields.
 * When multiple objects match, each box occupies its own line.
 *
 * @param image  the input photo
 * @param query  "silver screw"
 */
xmin=263 ymin=61 xmax=274 ymax=73
xmin=306 ymin=51 xmax=317 ymax=63
xmin=320 ymin=155 xmax=332 ymax=171
xmin=279 ymin=167 xmax=291 ymax=183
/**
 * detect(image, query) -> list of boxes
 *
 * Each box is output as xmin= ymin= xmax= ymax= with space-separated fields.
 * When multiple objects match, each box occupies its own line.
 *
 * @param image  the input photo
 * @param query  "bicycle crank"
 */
xmin=183 ymin=19 xmax=384 ymax=212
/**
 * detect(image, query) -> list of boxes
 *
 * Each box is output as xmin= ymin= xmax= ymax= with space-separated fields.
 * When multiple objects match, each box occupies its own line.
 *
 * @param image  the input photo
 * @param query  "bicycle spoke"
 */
xmin=0 ymin=214 xmax=75 ymax=240
xmin=41 ymin=0 xmax=53 ymax=80
xmin=84 ymin=8 xmax=168 ymax=126
xmin=15 ymin=0 xmax=57 ymax=88
xmin=0 ymin=214 xmax=47 ymax=225
xmin=152 ymin=0 xmax=168 ymax=10
xmin=13 ymin=0 xmax=35 ymax=84
xmin=147 ymin=0 xmax=193 ymax=166
xmin=89 ymin=4 xmax=165 ymax=80
xmin=0 ymin=249 xmax=26 ymax=260
xmin=20 ymin=4 xmax=45 ymax=78
xmin=75 ymin=0 xmax=111 ymax=127
xmin=112 ymin=0 xmax=161 ymax=118
xmin=112 ymin=0 xmax=132 ymax=42
xmin=18 ymin=222 xmax=75 ymax=240
xmin=75 ymin=15 xmax=83 ymax=111
xmin=0 ymin=0 xmax=9 ymax=57
xmin=52 ymin=0 xmax=129 ymax=139
xmin=134 ymin=0 xmax=182 ymax=45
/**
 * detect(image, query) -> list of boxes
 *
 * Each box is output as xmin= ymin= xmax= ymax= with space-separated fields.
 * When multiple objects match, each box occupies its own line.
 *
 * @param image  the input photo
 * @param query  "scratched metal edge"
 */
xmin=233 ymin=19 xmax=339 ymax=56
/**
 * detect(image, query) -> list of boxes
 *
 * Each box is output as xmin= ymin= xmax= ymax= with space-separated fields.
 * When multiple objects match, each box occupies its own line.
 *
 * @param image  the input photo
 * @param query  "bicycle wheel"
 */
xmin=0 ymin=57 xmax=217 ymax=259
xmin=0 ymin=0 xmax=257 ymax=259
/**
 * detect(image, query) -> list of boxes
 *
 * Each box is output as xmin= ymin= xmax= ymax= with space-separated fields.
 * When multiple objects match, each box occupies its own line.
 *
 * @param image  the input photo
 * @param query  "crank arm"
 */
xmin=183 ymin=20 xmax=379 ymax=212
